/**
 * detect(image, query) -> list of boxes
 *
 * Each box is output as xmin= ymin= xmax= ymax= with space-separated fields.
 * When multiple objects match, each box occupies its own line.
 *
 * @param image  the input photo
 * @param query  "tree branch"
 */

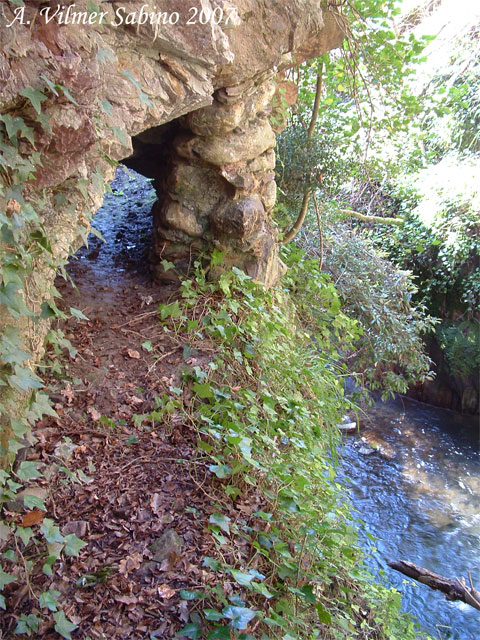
xmin=283 ymin=62 xmax=324 ymax=244
xmin=338 ymin=209 xmax=404 ymax=226
xmin=388 ymin=560 xmax=480 ymax=611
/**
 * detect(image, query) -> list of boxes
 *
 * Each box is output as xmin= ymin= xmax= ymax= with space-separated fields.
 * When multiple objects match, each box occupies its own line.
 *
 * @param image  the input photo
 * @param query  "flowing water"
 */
xmin=340 ymin=397 xmax=479 ymax=639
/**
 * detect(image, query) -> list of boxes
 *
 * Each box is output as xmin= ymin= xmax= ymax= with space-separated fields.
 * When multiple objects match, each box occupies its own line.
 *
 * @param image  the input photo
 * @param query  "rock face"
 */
xmin=0 ymin=0 xmax=343 ymax=288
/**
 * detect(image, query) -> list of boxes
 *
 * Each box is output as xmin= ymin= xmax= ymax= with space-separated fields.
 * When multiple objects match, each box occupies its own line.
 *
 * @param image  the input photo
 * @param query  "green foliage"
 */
xmin=158 ymin=258 xmax=426 ymax=639
xmin=278 ymin=0 xmax=478 ymax=391
xmin=373 ymin=155 xmax=480 ymax=319
xmin=284 ymin=235 xmax=433 ymax=397
xmin=436 ymin=320 xmax=480 ymax=382
xmin=277 ymin=0 xmax=433 ymax=219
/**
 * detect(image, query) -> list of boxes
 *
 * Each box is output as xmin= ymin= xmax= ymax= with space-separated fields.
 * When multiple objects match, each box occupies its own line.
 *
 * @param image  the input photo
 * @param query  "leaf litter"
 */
xmin=1 ymin=173 xmax=271 ymax=639
xmin=0 ymin=207 xmax=226 ymax=639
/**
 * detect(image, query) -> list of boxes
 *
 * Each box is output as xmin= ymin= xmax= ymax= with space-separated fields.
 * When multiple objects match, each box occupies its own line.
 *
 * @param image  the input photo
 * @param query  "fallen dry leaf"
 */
xmin=21 ymin=509 xmax=45 ymax=527
xmin=61 ymin=384 xmax=75 ymax=404
xmin=118 ymin=552 xmax=143 ymax=575
xmin=116 ymin=594 xmax=138 ymax=605
xmin=178 ymin=599 xmax=189 ymax=622
xmin=6 ymin=199 xmax=21 ymax=216
xmin=150 ymin=493 xmax=163 ymax=515
xmin=158 ymin=584 xmax=175 ymax=599
xmin=160 ymin=551 xmax=180 ymax=571
xmin=87 ymin=407 xmax=101 ymax=421
xmin=127 ymin=349 xmax=140 ymax=359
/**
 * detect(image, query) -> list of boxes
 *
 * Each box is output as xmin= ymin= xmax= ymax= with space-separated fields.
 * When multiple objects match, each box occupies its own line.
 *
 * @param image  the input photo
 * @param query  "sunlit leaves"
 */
xmin=0 ymin=567 xmax=16 ymax=590
xmin=222 ymin=605 xmax=257 ymax=630
xmin=64 ymin=534 xmax=87 ymax=556
xmin=19 ymin=87 xmax=47 ymax=115
xmin=40 ymin=519 xmax=64 ymax=544
xmin=176 ymin=622 xmax=202 ymax=638
xmin=16 ymin=461 xmax=40 ymax=482
xmin=39 ymin=589 xmax=61 ymax=612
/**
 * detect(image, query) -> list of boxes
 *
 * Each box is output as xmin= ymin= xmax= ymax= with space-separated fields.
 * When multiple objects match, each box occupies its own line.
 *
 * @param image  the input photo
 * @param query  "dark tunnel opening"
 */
xmin=66 ymin=119 xmax=185 ymax=287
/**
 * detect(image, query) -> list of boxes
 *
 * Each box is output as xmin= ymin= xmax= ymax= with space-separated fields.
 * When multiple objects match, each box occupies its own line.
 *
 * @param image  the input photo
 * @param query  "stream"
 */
xmin=340 ymin=398 xmax=479 ymax=640
xmin=80 ymin=168 xmax=479 ymax=640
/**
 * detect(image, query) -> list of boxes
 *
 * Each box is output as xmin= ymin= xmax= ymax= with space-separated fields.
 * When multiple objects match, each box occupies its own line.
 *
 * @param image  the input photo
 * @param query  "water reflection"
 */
xmin=339 ymin=396 xmax=479 ymax=639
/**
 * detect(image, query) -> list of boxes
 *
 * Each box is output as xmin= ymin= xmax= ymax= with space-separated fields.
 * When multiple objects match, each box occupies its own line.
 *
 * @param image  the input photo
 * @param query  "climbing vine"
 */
xmin=0 ymin=76 xmax=114 ymax=635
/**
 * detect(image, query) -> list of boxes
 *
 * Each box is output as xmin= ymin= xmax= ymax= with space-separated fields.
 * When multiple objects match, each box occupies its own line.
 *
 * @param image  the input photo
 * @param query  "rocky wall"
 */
xmin=0 ymin=0 xmax=344 ymax=452
xmin=1 ymin=0 xmax=343 ymax=284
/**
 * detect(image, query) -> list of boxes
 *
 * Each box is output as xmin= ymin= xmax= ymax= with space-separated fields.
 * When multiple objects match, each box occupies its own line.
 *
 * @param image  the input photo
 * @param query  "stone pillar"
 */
xmin=151 ymin=77 xmax=286 ymax=287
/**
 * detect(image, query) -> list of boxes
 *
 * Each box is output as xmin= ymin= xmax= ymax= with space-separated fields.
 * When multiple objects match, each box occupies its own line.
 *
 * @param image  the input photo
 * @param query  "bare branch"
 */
xmin=388 ymin=560 xmax=480 ymax=611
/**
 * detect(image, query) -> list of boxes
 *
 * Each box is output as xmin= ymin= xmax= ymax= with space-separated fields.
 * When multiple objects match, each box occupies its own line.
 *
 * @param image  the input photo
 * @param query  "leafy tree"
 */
xmin=276 ymin=0 xmax=440 ymax=394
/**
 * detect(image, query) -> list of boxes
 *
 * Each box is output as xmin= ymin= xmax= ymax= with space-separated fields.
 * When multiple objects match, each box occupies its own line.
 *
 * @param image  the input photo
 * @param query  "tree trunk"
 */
xmin=282 ymin=62 xmax=324 ymax=244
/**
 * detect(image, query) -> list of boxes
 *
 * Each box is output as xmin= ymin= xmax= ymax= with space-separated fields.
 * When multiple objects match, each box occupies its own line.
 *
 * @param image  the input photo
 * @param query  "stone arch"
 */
xmin=123 ymin=77 xmax=283 ymax=286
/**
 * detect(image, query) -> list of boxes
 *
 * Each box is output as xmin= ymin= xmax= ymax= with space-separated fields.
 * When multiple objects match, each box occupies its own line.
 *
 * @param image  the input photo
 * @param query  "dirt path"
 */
xmin=4 ymin=171 xmax=220 ymax=639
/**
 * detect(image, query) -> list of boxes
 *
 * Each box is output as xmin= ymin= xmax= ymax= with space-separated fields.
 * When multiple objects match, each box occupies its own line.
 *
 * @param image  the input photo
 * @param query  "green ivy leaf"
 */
xmin=23 ymin=493 xmax=46 ymax=510
xmin=315 ymin=601 xmax=332 ymax=625
xmin=15 ymin=526 xmax=33 ymax=546
xmin=40 ymin=74 xmax=59 ymax=96
xmin=42 ymin=555 xmax=58 ymax=576
xmin=14 ymin=613 xmax=40 ymax=635
xmin=204 ymin=609 xmax=224 ymax=621
xmin=9 ymin=369 xmax=44 ymax=392
xmin=16 ymin=461 xmax=40 ymax=481
xmin=39 ymin=588 xmax=61 ymax=611
xmin=207 ymin=626 xmax=231 ymax=639
xmin=193 ymin=382 xmax=214 ymax=399
xmin=251 ymin=582 xmax=274 ymax=599
xmin=300 ymin=584 xmax=316 ymax=603
xmin=222 ymin=605 xmax=257 ymax=630
xmin=64 ymin=533 xmax=87 ymax=556
xmin=0 ymin=567 xmax=16 ymax=589
xmin=54 ymin=610 xmax=78 ymax=640
xmin=27 ymin=391 xmax=58 ymax=421
xmin=202 ymin=556 xmax=221 ymax=571
xmin=40 ymin=518 xmax=64 ymax=544
xmin=209 ymin=464 xmax=231 ymax=479
xmin=179 ymin=590 xmax=205 ymax=600
xmin=19 ymin=87 xmax=47 ymax=115
xmin=229 ymin=569 xmax=255 ymax=587
xmin=59 ymin=86 xmax=79 ymax=106
xmin=70 ymin=307 xmax=89 ymax=320
xmin=176 ymin=622 xmax=202 ymax=638
xmin=160 ymin=300 xmax=182 ymax=320
xmin=209 ymin=513 xmax=230 ymax=534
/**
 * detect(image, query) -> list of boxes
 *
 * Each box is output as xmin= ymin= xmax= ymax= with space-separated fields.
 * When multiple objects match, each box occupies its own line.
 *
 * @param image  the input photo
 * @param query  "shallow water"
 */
xmin=340 ymin=397 xmax=479 ymax=639
xmin=71 ymin=166 xmax=156 ymax=284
